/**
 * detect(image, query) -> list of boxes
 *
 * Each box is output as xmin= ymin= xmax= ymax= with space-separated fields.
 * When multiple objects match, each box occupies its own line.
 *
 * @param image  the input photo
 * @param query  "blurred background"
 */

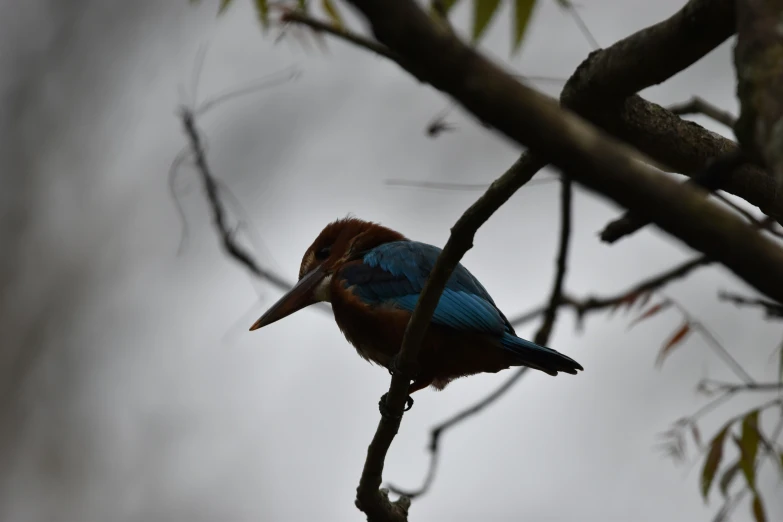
xmin=1 ymin=0 xmax=781 ymax=520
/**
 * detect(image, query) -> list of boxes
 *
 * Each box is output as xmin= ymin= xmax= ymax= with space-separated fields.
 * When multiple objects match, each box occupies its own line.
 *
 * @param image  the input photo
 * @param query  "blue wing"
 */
xmin=339 ymin=241 xmax=511 ymax=337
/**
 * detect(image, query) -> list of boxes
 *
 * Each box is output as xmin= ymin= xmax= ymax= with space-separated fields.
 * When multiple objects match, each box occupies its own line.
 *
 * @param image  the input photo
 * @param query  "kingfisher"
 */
xmin=250 ymin=217 xmax=582 ymax=400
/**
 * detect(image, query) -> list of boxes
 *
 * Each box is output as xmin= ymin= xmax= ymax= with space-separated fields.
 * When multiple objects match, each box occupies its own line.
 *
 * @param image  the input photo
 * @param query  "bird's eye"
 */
xmin=315 ymin=246 xmax=331 ymax=260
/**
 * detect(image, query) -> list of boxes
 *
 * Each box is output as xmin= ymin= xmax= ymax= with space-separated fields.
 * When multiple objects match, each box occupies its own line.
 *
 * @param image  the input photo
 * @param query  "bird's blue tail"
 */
xmin=500 ymin=333 xmax=583 ymax=376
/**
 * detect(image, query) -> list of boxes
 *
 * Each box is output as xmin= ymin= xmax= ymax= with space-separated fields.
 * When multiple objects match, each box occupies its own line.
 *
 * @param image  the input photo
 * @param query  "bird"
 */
xmin=250 ymin=217 xmax=583 ymax=399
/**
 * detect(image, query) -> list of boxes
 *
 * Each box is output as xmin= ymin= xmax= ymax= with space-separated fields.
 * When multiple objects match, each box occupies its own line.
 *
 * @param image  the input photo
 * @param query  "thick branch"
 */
xmin=560 ymin=0 xmax=736 ymax=103
xmin=735 ymin=0 xmax=783 ymax=184
xmin=345 ymin=0 xmax=783 ymax=303
xmin=599 ymin=96 xmax=782 ymax=217
xmin=355 ymin=153 xmax=544 ymax=521
xmin=289 ymin=1 xmax=783 ymax=228
xmin=599 ymin=151 xmax=746 ymax=242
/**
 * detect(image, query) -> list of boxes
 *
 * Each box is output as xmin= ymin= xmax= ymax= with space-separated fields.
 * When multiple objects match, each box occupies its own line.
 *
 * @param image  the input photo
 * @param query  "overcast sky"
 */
xmin=1 ymin=1 xmax=781 ymax=521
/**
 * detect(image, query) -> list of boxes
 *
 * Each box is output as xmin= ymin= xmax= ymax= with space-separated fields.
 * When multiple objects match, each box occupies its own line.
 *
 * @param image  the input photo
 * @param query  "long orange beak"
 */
xmin=249 ymin=265 xmax=326 ymax=331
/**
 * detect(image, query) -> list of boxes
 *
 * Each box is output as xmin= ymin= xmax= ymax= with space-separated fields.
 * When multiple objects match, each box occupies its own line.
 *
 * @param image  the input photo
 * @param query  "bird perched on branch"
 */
xmin=250 ymin=217 xmax=582 ymax=399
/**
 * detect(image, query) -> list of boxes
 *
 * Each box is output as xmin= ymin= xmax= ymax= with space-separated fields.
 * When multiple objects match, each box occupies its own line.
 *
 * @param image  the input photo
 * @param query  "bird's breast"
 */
xmin=329 ymin=282 xmax=410 ymax=369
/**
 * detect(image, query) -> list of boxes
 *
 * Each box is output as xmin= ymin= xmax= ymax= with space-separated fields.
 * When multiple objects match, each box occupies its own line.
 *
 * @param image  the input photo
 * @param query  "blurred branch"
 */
xmin=178 ymin=108 xmax=295 ymax=293
xmin=699 ymin=379 xmax=783 ymax=394
xmin=665 ymin=296 xmax=755 ymax=384
xmin=356 ymin=153 xmax=544 ymax=521
xmin=281 ymin=10 xmax=395 ymax=60
xmin=385 ymin=177 xmax=558 ymax=191
xmin=719 ymin=291 xmax=783 ymax=319
xmin=557 ymin=0 xmax=600 ymax=50
xmin=668 ymin=96 xmax=737 ymax=128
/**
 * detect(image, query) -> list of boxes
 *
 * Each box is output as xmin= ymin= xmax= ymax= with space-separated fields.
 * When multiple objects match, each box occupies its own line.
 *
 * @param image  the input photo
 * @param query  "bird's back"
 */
xmin=331 ymin=240 xmax=582 ymax=384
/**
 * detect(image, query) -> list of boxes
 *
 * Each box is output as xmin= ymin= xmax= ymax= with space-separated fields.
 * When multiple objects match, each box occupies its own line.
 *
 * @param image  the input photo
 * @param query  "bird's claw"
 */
xmin=378 ymin=392 xmax=414 ymax=419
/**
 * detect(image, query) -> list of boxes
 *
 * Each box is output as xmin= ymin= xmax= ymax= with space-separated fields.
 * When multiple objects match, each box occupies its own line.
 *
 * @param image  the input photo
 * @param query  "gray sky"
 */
xmin=1 ymin=1 xmax=781 ymax=521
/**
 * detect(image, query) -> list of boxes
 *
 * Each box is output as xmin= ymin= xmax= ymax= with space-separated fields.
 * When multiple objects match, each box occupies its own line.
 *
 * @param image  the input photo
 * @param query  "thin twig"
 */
xmin=179 ymin=108 xmax=295 ymax=294
xmin=666 ymin=296 xmax=755 ymax=385
xmin=557 ymin=0 xmax=600 ymax=50
xmin=698 ymin=379 xmax=783 ymax=393
xmin=195 ymin=67 xmax=301 ymax=116
xmin=384 ymin=177 xmax=558 ymax=191
xmin=507 ymin=255 xmax=713 ymax=329
xmin=668 ymin=96 xmax=736 ymax=128
xmin=355 ymin=152 xmax=547 ymax=521
xmin=281 ymin=10 xmax=395 ymax=60
xmin=719 ymin=291 xmax=783 ymax=318
xmin=534 ymin=177 xmax=573 ymax=345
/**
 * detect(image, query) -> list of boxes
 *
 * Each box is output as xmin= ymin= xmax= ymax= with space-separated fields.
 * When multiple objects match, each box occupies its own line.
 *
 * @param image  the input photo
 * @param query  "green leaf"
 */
xmin=701 ymin=425 xmax=730 ymax=501
xmin=472 ymin=0 xmax=502 ymax=41
xmin=322 ymin=0 xmax=343 ymax=28
xmin=218 ymin=0 xmax=232 ymax=15
xmin=739 ymin=410 xmax=760 ymax=489
xmin=512 ymin=0 xmax=537 ymax=52
xmin=253 ymin=0 xmax=269 ymax=28
xmin=752 ymin=493 xmax=767 ymax=522
xmin=718 ymin=460 xmax=741 ymax=497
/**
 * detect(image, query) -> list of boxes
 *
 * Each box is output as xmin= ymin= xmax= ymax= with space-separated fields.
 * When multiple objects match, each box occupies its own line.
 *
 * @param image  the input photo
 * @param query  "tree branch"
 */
xmin=355 ymin=153 xmax=544 ymax=521
xmin=734 ymin=0 xmax=783 ymax=185
xmin=345 ymin=0 xmax=783 ymax=304
xmin=560 ymin=0 xmax=736 ymax=104
xmin=281 ymin=10 xmax=395 ymax=60
xmin=718 ymin=291 xmax=783 ymax=319
xmin=385 ymin=175 xmax=574 ymax=501
xmin=599 ymin=151 xmax=746 ymax=243
xmin=534 ymin=177 xmax=573 ymax=345
xmin=387 ymin=366 xmax=529 ymax=499
xmin=507 ymin=255 xmax=712 ymax=328
xmin=179 ymin=108 xmax=295 ymax=293
xmin=699 ymin=379 xmax=783 ymax=394
xmin=388 ymin=255 xmax=709 ymax=501
xmin=582 ymin=95 xmax=783 ymax=223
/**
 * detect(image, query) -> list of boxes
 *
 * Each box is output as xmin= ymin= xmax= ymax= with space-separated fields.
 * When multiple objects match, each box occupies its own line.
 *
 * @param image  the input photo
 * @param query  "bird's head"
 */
xmin=249 ymin=217 xmax=405 ymax=331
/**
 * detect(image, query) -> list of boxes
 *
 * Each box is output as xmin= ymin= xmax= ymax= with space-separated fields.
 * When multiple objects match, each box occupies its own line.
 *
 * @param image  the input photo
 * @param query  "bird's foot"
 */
xmin=378 ymin=392 xmax=414 ymax=420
